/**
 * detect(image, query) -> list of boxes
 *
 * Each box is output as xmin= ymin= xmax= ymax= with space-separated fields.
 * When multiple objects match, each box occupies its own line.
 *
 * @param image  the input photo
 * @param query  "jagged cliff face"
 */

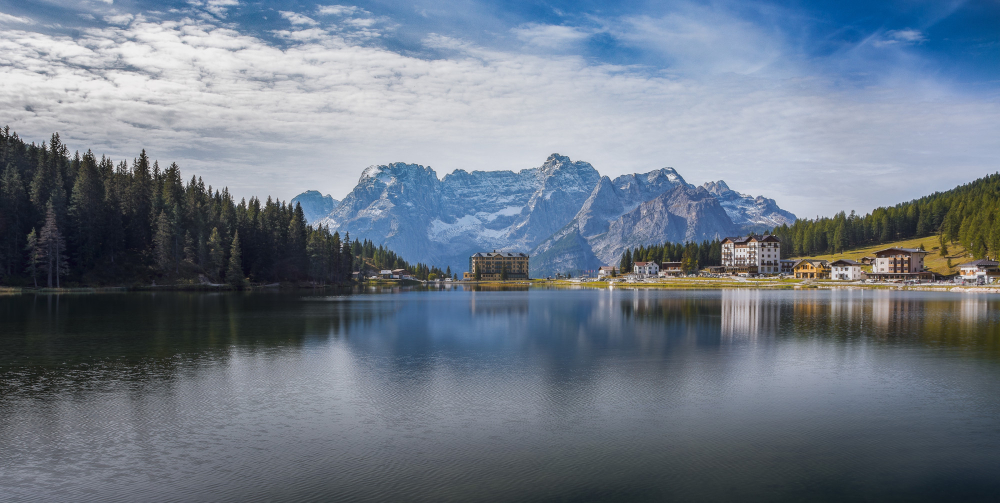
xmin=303 ymin=154 xmax=796 ymax=275
xmin=701 ymin=180 xmax=796 ymax=228
xmin=589 ymin=185 xmax=738 ymax=266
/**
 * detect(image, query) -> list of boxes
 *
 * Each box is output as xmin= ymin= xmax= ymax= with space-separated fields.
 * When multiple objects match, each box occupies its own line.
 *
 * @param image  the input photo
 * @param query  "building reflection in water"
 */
xmin=720 ymin=289 xmax=779 ymax=340
xmin=961 ymin=295 xmax=988 ymax=327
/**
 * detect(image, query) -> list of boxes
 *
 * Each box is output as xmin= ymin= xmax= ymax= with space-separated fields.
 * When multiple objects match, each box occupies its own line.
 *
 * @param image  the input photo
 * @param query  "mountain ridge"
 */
xmin=302 ymin=154 xmax=796 ymax=275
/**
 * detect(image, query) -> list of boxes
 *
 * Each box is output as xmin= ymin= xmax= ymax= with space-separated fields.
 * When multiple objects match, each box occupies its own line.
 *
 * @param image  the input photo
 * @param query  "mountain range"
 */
xmin=294 ymin=154 xmax=796 ymax=276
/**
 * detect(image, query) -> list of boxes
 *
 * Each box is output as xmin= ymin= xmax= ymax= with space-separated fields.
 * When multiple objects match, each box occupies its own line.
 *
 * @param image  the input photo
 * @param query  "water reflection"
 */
xmin=2 ymin=289 xmax=1000 ymax=502
xmin=721 ymin=289 xmax=779 ymax=340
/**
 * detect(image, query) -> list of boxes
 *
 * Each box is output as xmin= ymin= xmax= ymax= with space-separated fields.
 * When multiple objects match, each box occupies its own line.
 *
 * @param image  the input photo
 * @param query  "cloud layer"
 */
xmin=0 ymin=2 xmax=997 ymax=217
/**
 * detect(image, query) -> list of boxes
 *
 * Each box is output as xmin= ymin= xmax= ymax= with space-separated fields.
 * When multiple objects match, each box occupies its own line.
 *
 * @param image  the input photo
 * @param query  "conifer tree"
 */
xmin=227 ymin=230 xmax=245 ymax=288
xmin=207 ymin=227 xmax=225 ymax=281
xmin=341 ymin=231 xmax=352 ymax=280
xmin=620 ymin=248 xmax=632 ymax=273
xmin=68 ymin=151 xmax=104 ymax=270
xmin=154 ymin=211 xmax=173 ymax=272
xmin=24 ymin=228 xmax=39 ymax=287
xmin=1 ymin=163 xmax=28 ymax=277
xmin=38 ymin=203 xmax=67 ymax=287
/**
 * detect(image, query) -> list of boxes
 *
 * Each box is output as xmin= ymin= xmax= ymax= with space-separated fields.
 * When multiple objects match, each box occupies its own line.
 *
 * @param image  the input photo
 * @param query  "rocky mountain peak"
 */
xmin=359 ymin=162 xmax=438 ymax=187
xmin=702 ymin=180 xmax=731 ymax=194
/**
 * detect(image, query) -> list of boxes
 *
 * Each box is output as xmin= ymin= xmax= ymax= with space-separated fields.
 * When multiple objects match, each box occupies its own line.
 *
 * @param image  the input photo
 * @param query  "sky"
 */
xmin=0 ymin=0 xmax=998 ymax=218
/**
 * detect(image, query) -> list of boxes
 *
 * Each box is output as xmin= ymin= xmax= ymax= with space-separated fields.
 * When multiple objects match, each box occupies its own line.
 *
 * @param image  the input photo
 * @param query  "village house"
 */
xmin=957 ymin=259 xmax=1000 ymax=282
xmin=659 ymin=262 xmax=683 ymax=277
xmin=597 ymin=266 xmax=617 ymax=279
xmin=721 ymin=235 xmax=781 ymax=275
xmin=869 ymin=247 xmax=932 ymax=281
xmin=794 ymin=259 xmax=830 ymax=279
xmin=830 ymin=259 xmax=867 ymax=281
xmin=465 ymin=251 xmax=530 ymax=280
xmin=633 ymin=261 xmax=659 ymax=278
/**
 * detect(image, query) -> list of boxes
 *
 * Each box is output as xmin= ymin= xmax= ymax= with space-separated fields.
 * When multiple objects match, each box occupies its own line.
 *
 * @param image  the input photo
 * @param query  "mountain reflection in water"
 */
xmin=1 ymin=288 xmax=999 ymax=502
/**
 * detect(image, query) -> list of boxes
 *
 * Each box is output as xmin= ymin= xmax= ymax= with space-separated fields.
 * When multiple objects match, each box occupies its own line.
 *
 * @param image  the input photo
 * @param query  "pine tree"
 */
xmin=1 ymin=163 xmax=28 ymax=277
xmin=620 ymin=248 xmax=632 ymax=273
xmin=68 ymin=150 xmax=104 ymax=271
xmin=207 ymin=227 xmax=225 ymax=281
xmin=183 ymin=231 xmax=195 ymax=263
xmin=227 ymin=230 xmax=246 ymax=288
xmin=306 ymin=230 xmax=326 ymax=282
xmin=25 ymin=228 xmax=40 ymax=287
xmin=287 ymin=204 xmax=307 ymax=278
xmin=154 ymin=211 xmax=173 ymax=272
xmin=38 ymin=202 xmax=67 ymax=288
xmin=341 ymin=231 xmax=352 ymax=281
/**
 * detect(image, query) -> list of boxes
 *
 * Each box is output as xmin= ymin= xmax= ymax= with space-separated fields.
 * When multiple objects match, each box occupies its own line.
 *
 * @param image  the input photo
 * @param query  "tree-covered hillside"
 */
xmin=0 ymin=128 xmax=438 ymax=287
xmin=772 ymin=173 xmax=1000 ymax=259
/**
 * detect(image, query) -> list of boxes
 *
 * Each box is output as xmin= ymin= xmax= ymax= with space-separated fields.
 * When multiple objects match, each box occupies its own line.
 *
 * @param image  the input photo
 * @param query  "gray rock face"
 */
xmin=309 ymin=154 xmax=795 ymax=275
xmin=701 ymin=180 xmax=796 ymax=229
xmin=588 ymin=185 xmax=739 ymax=268
xmin=290 ymin=190 xmax=338 ymax=224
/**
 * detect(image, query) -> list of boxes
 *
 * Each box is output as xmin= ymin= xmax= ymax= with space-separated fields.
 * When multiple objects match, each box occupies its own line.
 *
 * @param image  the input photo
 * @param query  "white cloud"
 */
xmin=611 ymin=10 xmax=786 ymax=76
xmin=513 ymin=23 xmax=592 ymax=50
xmin=0 ymin=12 xmax=35 ymax=25
xmin=280 ymin=11 xmax=318 ymax=26
xmin=0 ymin=15 xmax=996 ymax=218
xmin=887 ymin=29 xmax=925 ymax=43
xmin=104 ymin=13 xmax=133 ymax=26
xmin=316 ymin=5 xmax=361 ymax=16
xmin=872 ymin=28 xmax=927 ymax=48
xmin=187 ymin=0 xmax=238 ymax=17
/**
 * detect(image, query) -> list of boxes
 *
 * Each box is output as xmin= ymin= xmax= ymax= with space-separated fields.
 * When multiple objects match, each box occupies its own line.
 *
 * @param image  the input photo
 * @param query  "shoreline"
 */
xmin=3 ymin=278 xmax=998 ymax=294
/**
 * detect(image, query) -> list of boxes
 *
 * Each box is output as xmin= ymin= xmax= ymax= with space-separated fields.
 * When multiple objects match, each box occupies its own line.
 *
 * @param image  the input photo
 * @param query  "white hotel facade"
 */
xmin=720 ymin=235 xmax=782 ymax=275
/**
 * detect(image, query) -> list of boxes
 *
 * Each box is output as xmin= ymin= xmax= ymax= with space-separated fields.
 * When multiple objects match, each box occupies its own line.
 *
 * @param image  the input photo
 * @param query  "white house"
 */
xmin=598 ymin=266 xmax=617 ymax=279
xmin=633 ymin=261 xmax=659 ymax=278
xmin=830 ymin=259 xmax=867 ymax=281
xmin=958 ymin=259 xmax=999 ymax=282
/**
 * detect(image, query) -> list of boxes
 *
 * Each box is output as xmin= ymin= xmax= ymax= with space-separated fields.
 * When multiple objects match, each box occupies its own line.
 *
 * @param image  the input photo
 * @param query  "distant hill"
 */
xmin=773 ymin=172 xmax=1000 ymax=264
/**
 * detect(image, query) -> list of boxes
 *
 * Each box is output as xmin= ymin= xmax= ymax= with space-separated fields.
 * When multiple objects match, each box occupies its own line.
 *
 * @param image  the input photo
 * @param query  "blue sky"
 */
xmin=0 ymin=0 xmax=998 ymax=217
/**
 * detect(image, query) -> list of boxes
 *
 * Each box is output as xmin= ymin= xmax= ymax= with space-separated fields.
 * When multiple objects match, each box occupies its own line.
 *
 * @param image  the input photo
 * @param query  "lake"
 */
xmin=2 ymin=288 xmax=1000 ymax=502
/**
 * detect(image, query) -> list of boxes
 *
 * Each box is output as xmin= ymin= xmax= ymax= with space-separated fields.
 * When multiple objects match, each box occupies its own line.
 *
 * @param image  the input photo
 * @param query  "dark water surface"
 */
xmin=2 ymin=288 xmax=1000 ymax=502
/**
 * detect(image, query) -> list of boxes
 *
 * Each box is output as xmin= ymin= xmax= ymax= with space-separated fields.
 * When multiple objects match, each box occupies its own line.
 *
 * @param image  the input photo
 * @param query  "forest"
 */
xmin=0 ymin=128 xmax=443 ymax=288
xmin=770 ymin=173 xmax=1000 ymax=259
xmin=618 ymin=240 xmax=723 ymax=274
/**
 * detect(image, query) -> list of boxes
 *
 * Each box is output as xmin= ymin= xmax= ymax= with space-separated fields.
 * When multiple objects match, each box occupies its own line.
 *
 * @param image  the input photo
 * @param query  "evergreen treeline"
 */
xmin=619 ymin=240 xmax=723 ymax=274
xmin=350 ymin=239 xmax=451 ymax=280
xmin=0 ymin=128 xmax=436 ymax=287
xmin=770 ymin=173 xmax=1000 ymax=259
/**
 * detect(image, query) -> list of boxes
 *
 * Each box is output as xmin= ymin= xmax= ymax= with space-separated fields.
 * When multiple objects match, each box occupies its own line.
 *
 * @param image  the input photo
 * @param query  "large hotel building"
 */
xmin=465 ymin=251 xmax=530 ymax=280
xmin=720 ymin=235 xmax=782 ymax=275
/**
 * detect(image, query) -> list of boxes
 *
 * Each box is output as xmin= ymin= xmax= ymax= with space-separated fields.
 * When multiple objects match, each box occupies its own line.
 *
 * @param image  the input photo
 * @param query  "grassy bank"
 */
xmin=790 ymin=235 xmax=969 ymax=276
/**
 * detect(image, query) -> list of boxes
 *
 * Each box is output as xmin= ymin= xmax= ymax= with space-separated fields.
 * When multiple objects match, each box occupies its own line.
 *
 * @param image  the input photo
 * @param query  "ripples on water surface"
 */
xmin=2 ymin=288 xmax=1000 ymax=502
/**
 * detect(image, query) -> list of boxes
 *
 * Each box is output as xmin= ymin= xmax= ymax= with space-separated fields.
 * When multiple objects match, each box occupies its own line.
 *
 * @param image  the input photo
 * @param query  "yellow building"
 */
xmin=465 ymin=251 xmax=530 ymax=280
xmin=793 ymin=259 xmax=830 ymax=279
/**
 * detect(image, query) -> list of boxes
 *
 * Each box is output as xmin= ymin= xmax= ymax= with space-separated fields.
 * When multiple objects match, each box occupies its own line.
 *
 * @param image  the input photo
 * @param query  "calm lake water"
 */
xmin=2 ymin=288 xmax=1000 ymax=502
